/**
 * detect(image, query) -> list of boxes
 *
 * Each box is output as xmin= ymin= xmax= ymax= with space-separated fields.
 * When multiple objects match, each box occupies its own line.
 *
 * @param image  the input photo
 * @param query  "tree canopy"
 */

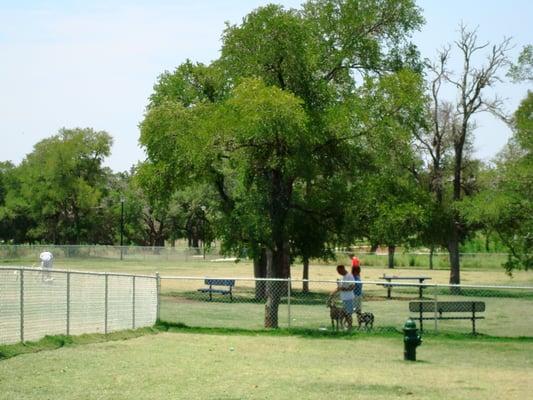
xmin=463 ymin=92 xmax=533 ymax=272
xmin=139 ymin=0 xmax=426 ymax=326
xmin=1 ymin=128 xmax=113 ymax=244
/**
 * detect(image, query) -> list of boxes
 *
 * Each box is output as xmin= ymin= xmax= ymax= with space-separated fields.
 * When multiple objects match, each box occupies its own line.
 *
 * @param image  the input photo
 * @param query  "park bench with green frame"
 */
xmin=409 ymin=301 xmax=486 ymax=334
xmin=198 ymin=279 xmax=235 ymax=302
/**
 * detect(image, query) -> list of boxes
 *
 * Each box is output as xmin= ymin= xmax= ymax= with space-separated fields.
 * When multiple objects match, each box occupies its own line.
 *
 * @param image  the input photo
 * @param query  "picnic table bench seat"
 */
xmin=378 ymin=275 xmax=432 ymax=299
xmin=197 ymin=279 xmax=235 ymax=301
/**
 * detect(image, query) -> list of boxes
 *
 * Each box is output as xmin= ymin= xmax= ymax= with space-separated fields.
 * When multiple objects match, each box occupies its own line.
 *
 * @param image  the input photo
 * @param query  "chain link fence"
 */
xmin=334 ymin=251 xmax=511 ymax=269
xmin=0 ymin=267 xmax=157 ymax=345
xmin=159 ymin=276 xmax=533 ymax=337
xmin=0 ymin=244 xmax=512 ymax=269
xmin=0 ymin=244 xmax=224 ymax=262
xmin=2 ymin=267 xmax=531 ymax=344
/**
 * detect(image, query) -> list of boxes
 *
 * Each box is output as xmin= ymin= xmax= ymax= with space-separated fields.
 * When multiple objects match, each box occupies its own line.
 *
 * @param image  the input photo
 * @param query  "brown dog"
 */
xmin=327 ymin=297 xmax=350 ymax=331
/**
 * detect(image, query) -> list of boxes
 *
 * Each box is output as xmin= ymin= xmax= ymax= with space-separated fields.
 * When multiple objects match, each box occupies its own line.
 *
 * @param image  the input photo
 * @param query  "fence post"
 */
xmin=132 ymin=275 xmax=136 ymax=329
xmin=20 ymin=269 xmax=24 ymax=342
xmin=156 ymin=272 xmax=161 ymax=322
xmin=66 ymin=271 xmax=71 ymax=336
xmin=104 ymin=273 xmax=109 ymax=334
xmin=287 ymin=277 xmax=291 ymax=329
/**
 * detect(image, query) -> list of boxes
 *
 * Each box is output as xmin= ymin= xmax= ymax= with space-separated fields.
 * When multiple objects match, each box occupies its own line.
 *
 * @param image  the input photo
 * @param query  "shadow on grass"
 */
xmin=164 ymin=288 xmax=418 ymax=305
xmin=155 ymin=319 xmax=400 ymax=339
xmin=154 ymin=320 xmax=533 ymax=342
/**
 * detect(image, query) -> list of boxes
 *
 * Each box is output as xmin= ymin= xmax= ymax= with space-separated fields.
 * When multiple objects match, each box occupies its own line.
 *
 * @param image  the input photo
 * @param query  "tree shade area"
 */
xmin=0 ymin=1 xmax=531 ymax=325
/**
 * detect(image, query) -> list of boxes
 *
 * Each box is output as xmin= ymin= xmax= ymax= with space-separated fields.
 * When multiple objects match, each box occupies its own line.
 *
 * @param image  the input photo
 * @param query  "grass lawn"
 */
xmin=3 ymin=257 xmax=533 ymax=286
xmin=159 ymin=291 xmax=533 ymax=337
xmin=0 ymin=331 xmax=532 ymax=400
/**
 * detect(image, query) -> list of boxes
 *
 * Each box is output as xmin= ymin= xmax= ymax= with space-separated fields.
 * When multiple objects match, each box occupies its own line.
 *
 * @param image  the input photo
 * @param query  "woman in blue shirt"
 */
xmin=352 ymin=265 xmax=363 ymax=312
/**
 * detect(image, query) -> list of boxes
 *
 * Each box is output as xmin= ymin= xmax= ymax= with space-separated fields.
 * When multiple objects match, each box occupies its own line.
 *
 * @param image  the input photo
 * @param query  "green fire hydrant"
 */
xmin=403 ymin=319 xmax=422 ymax=361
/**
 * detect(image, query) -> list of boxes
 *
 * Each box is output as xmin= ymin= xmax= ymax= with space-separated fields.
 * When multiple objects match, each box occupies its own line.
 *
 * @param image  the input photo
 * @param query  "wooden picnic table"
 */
xmin=379 ymin=275 xmax=432 ymax=299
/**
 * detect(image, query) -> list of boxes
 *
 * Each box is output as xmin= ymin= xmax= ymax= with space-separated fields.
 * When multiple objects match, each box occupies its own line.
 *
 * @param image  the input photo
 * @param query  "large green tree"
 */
xmin=0 ymin=161 xmax=32 ymax=243
xmin=140 ymin=0 xmax=425 ymax=327
xmin=5 ymin=128 xmax=113 ymax=244
xmin=419 ymin=26 xmax=512 ymax=284
xmin=464 ymin=92 xmax=533 ymax=272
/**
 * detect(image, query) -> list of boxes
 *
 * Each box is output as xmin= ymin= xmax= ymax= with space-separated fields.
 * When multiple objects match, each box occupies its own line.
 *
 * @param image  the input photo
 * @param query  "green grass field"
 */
xmin=1 ymin=330 xmax=532 ymax=400
xmin=3 ymin=256 xmax=533 ymax=286
xmin=159 ymin=289 xmax=533 ymax=337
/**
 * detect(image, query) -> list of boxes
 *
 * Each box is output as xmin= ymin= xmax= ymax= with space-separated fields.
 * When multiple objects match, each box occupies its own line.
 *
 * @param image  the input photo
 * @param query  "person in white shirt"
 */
xmin=39 ymin=251 xmax=54 ymax=282
xmin=331 ymin=264 xmax=355 ymax=330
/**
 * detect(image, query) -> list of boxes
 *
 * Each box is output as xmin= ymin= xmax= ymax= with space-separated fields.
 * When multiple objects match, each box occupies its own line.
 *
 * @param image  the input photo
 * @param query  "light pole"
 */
xmin=120 ymin=196 xmax=125 ymax=261
xmin=200 ymin=205 xmax=207 ymax=259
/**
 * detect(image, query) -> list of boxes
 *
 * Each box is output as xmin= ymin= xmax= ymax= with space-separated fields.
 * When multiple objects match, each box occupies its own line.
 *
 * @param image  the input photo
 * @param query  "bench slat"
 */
xmin=198 ymin=289 xmax=231 ymax=294
xmin=378 ymin=283 xmax=428 ymax=287
xmin=382 ymin=276 xmax=432 ymax=280
xmin=204 ymin=279 xmax=235 ymax=286
xmin=409 ymin=301 xmax=485 ymax=313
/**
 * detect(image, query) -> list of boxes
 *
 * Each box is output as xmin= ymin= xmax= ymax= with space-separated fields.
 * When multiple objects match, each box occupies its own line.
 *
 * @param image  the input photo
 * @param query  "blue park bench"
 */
xmin=197 ymin=279 xmax=235 ymax=302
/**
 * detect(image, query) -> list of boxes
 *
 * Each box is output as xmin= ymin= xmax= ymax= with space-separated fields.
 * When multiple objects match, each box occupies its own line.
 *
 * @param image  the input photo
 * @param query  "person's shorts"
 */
xmin=342 ymin=300 xmax=354 ymax=314
xmin=353 ymin=296 xmax=362 ymax=313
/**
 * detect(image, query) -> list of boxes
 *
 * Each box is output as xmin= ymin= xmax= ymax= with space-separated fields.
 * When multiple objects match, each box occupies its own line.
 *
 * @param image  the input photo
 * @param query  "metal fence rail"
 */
xmin=0 ymin=267 xmax=157 ymax=345
xmin=158 ymin=276 xmax=533 ymax=337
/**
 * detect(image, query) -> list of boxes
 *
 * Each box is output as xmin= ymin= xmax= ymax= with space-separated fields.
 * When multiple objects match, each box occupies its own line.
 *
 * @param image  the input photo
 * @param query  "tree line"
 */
xmin=0 ymin=128 xmax=213 ymax=249
xmin=0 ymin=0 xmax=531 ymax=326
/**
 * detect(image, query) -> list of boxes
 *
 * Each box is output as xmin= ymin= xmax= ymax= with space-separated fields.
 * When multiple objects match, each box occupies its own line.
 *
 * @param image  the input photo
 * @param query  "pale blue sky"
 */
xmin=0 ymin=0 xmax=531 ymax=172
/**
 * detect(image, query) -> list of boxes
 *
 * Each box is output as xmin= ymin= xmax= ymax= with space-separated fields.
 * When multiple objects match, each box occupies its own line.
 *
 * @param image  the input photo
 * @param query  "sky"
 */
xmin=0 ymin=0 xmax=531 ymax=172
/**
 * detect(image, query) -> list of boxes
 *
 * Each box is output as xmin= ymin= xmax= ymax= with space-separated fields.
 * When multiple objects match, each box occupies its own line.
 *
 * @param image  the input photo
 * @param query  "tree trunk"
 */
xmin=264 ymin=169 xmax=292 ymax=328
xmin=448 ymin=231 xmax=461 ymax=293
xmin=429 ymin=245 xmax=434 ymax=270
xmin=265 ymin=281 xmax=282 ymax=328
xmin=264 ymin=241 xmax=290 ymax=328
xmin=387 ymin=245 xmax=396 ymax=269
xmin=73 ymin=206 xmax=81 ymax=245
xmin=192 ymin=235 xmax=199 ymax=249
xmin=283 ymin=242 xmax=291 ymax=289
xmin=154 ymin=220 xmax=165 ymax=250
xmin=370 ymin=243 xmax=379 ymax=253
xmin=302 ymin=255 xmax=310 ymax=293
xmin=265 ymin=248 xmax=282 ymax=328
xmin=449 ymin=135 xmax=464 ymax=287
xmin=254 ymin=248 xmax=267 ymax=301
